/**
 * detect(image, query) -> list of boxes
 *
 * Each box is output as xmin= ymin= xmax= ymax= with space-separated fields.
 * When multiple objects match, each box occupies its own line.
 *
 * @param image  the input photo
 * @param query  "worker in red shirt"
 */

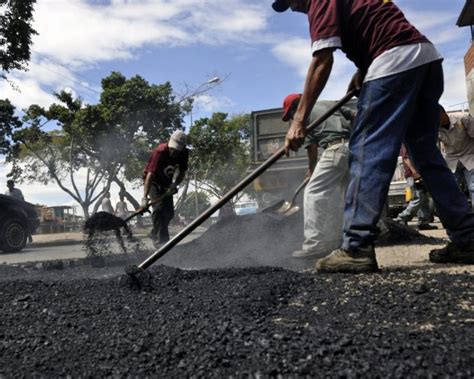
xmin=272 ymin=0 xmax=474 ymax=272
xmin=142 ymin=130 xmax=189 ymax=248
xmin=394 ymin=145 xmax=437 ymax=230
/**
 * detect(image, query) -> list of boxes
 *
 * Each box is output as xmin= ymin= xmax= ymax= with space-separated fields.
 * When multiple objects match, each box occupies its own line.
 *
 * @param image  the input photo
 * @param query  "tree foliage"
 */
xmin=8 ymin=72 xmax=186 ymax=217
xmin=9 ymin=91 xmax=117 ymax=218
xmin=0 ymin=0 xmax=37 ymax=79
xmin=188 ymin=112 xmax=250 ymax=202
xmin=0 ymin=98 xmax=21 ymax=155
xmin=178 ymin=191 xmax=211 ymax=220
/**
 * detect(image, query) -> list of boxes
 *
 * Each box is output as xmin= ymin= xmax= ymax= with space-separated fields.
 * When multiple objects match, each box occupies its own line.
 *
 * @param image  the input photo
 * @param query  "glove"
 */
xmin=141 ymin=197 xmax=150 ymax=208
xmin=168 ymin=183 xmax=178 ymax=195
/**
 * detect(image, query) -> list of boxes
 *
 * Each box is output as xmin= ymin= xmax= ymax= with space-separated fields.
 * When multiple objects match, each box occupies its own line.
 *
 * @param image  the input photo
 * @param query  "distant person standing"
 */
xmin=115 ymin=194 xmax=129 ymax=220
xmin=439 ymin=107 xmax=474 ymax=208
xmin=101 ymin=192 xmax=114 ymax=214
xmin=5 ymin=180 xmax=24 ymax=201
xmin=394 ymin=145 xmax=437 ymax=230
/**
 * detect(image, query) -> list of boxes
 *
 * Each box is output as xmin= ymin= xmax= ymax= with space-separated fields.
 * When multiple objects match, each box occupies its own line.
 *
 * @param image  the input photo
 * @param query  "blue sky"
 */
xmin=0 ymin=0 xmax=471 ymax=208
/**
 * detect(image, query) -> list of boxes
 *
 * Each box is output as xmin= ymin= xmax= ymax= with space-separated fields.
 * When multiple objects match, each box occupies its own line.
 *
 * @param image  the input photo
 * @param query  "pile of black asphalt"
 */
xmin=157 ymin=213 xmax=445 ymax=271
xmin=0 ymin=265 xmax=472 ymax=377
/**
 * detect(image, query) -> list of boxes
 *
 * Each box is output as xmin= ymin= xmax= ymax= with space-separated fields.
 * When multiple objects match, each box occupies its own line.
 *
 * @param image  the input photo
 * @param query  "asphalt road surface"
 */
xmin=0 ymin=218 xmax=472 ymax=377
xmin=0 ymin=231 xmax=203 ymax=265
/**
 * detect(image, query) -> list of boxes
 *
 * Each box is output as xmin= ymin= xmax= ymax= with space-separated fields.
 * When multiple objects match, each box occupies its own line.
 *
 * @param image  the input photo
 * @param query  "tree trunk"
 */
xmin=114 ymin=177 xmax=140 ymax=209
xmin=81 ymin=203 xmax=90 ymax=220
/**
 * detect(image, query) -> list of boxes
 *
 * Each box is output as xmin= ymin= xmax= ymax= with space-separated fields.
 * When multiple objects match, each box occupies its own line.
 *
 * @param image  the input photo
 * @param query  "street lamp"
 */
xmin=207 ymin=77 xmax=220 ymax=84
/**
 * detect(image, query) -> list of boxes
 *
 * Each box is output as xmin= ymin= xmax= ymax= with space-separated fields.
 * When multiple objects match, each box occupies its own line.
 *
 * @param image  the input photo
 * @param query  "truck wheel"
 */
xmin=1 ymin=219 xmax=27 ymax=252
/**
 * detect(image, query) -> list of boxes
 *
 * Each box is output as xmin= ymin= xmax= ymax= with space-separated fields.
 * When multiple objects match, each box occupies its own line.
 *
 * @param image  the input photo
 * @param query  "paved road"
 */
xmin=0 ymin=230 xmax=204 ymax=265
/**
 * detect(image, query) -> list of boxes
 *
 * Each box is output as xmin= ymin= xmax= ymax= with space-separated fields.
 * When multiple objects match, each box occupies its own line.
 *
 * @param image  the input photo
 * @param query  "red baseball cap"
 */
xmin=282 ymin=93 xmax=302 ymax=121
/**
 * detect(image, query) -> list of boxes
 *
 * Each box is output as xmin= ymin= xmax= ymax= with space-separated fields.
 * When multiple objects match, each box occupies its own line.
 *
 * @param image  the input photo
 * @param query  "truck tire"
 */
xmin=1 ymin=218 xmax=28 ymax=252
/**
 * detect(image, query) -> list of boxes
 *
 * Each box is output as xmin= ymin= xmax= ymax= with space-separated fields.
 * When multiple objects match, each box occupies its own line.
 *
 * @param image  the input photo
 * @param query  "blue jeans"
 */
xmin=397 ymin=181 xmax=432 ymax=224
xmin=342 ymin=61 xmax=474 ymax=251
xmin=455 ymin=163 xmax=474 ymax=209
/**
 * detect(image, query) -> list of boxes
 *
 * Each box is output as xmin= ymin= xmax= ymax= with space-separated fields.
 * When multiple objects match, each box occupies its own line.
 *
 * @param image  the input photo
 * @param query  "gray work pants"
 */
xmin=302 ymin=143 xmax=350 ymax=253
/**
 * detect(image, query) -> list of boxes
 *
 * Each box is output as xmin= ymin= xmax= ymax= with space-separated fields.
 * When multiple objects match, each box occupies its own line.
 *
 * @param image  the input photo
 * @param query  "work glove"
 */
xmin=168 ymin=183 xmax=178 ymax=195
xmin=141 ymin=197 xmax=150 ymax=208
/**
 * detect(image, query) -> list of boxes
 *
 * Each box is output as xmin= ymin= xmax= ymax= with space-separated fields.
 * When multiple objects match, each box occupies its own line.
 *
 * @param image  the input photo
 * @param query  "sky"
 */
xmin=0 ymin=0 xmax=471 ymax=211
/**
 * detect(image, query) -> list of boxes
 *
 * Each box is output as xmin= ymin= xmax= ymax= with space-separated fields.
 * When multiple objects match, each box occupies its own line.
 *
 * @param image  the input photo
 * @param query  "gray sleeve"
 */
xmin=461 ymin=116 xmax=474 ymax=139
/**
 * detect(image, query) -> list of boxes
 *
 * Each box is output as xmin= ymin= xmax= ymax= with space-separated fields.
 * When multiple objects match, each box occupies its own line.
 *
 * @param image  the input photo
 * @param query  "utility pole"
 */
xmin=194 ymin=172 xmax=199 ymax=219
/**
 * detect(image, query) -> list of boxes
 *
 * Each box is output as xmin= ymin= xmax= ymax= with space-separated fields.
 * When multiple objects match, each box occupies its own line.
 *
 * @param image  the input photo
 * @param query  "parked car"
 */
xmin=234 ymin=201 xmax=258 ymax=216
xmin=0 ymin=195 xmax=40 ymax=252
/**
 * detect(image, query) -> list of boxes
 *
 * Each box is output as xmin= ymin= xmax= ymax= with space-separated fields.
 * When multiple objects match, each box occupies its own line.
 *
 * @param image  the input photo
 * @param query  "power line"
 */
xmin=32 ymin=52 xmax=102 ymax=96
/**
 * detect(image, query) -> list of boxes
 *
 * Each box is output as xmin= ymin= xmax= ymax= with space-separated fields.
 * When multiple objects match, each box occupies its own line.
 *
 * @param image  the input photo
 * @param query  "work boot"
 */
xmin=417 ymin=223 xmax=438 ymax=231
xmin=315 ymin=247 xmax=379 ymax=273
xmin=291 ymin=249 xmax=329 ymax=259
xmin=429 ymin=242 xmax=474 ymax=264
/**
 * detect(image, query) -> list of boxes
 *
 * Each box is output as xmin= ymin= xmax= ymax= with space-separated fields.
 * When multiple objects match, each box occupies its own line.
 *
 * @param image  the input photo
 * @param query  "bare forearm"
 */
xmin=285 ymin=50 xmax=334 ymax=154
xmin=143 ymin=172 xmax=154 ymax=198
xmin=293 ymin=50 xmax=334 ymax=125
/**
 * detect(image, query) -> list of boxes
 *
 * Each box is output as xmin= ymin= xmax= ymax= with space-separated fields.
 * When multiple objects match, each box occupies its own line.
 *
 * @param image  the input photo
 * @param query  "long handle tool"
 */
xmin=124 ymin=190 xmax=175 ymax=223
xmin=126 ymin=90 xmax=356 ymax=276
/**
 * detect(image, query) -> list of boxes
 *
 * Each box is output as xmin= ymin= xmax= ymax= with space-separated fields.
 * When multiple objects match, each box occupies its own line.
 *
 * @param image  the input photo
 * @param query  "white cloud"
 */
xmin=271 ymin=38 xmax=354 ymax=100
xmin=193 ymin=94 xmax=235 ymax=113
xmin=271 ymin=37 xmax=311 ymax=78
xmin=2 ymin=0 xmax=270 ymax=110
xmin=0 ymin=78 xmax=57 ymax=109
xmin=441 ymin=57 xmax=469 ymax=110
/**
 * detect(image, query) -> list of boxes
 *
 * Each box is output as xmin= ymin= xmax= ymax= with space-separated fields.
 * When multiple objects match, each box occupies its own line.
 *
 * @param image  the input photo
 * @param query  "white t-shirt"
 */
xmin=115 ymin=201 xmax=128 ymax=218
xmin=101 ymin=197 xmax=114 ymax=213
xmin=364 ymin=42 xmax=442 ymax=82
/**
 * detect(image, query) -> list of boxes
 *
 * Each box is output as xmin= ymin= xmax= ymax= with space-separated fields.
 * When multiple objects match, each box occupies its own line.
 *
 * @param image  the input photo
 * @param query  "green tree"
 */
xmin=0 ymin=0 xmax=37 ymax=79
xmin=9 ymin=91 xmax=119 ymax=219
xmin=71 ymin=71 xmax=185 ymax=212
xmin=0 ymin=98 xmax=22 ymax=155
xmin=178 ymin=190 xmax=211 ymax=220
xmin=187 ymin=112 xmax=250 ymax=206
xmin=9 ymin=72 xmax=187 ymax=217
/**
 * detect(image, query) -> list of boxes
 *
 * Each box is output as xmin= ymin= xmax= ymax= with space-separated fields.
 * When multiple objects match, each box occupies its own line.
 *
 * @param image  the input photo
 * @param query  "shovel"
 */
xmin=125 ymin=90 xmax=357 ymax=278
xmin=124 ymin=189 xmax=176 ymax=223
xmin=261 ymin=177 xmax=309 ymax=215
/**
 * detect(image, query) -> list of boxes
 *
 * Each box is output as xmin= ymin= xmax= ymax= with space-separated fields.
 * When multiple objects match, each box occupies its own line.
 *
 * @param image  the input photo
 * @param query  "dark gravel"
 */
xmin=158 ymin=214 xmax=445 ymax=270
xmin=0 ymin=266 xmax=472 ymax=377
xmin=1 ymin=213 xmax=465 ymax=377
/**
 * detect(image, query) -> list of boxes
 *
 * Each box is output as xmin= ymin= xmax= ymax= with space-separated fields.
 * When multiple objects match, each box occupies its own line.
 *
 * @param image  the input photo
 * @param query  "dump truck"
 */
xmin=249 ymin=104 xmax=406 ymax=216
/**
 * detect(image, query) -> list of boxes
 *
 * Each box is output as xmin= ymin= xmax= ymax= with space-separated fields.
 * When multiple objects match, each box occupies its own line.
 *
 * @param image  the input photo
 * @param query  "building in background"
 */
xmin=35 ymin=205 xmax=83 ymax=233
xmin=458 ymin=0 xmax=474 ymax=113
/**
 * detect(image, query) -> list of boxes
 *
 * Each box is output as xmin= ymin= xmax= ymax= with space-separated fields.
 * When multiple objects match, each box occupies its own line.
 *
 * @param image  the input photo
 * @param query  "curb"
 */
xmin=28 ymin=227 xmax=207 ymax=249
xmin=29 ymin=234 xmax=151 ymax=249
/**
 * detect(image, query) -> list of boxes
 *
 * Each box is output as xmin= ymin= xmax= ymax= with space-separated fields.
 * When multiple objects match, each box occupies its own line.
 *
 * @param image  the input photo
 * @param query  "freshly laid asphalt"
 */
xmin=0 ymin=265 xmax=472 ymax=377
xmin=0 ymin=214 xmax=472 ymax=377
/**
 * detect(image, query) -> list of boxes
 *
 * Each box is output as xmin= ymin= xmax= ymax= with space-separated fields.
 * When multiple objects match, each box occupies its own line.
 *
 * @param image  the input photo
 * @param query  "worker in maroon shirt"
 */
xmin=272 ymin=0 xmax=474 ymax=272
xmin=142 ymin=130 xmax=189 ymax=247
